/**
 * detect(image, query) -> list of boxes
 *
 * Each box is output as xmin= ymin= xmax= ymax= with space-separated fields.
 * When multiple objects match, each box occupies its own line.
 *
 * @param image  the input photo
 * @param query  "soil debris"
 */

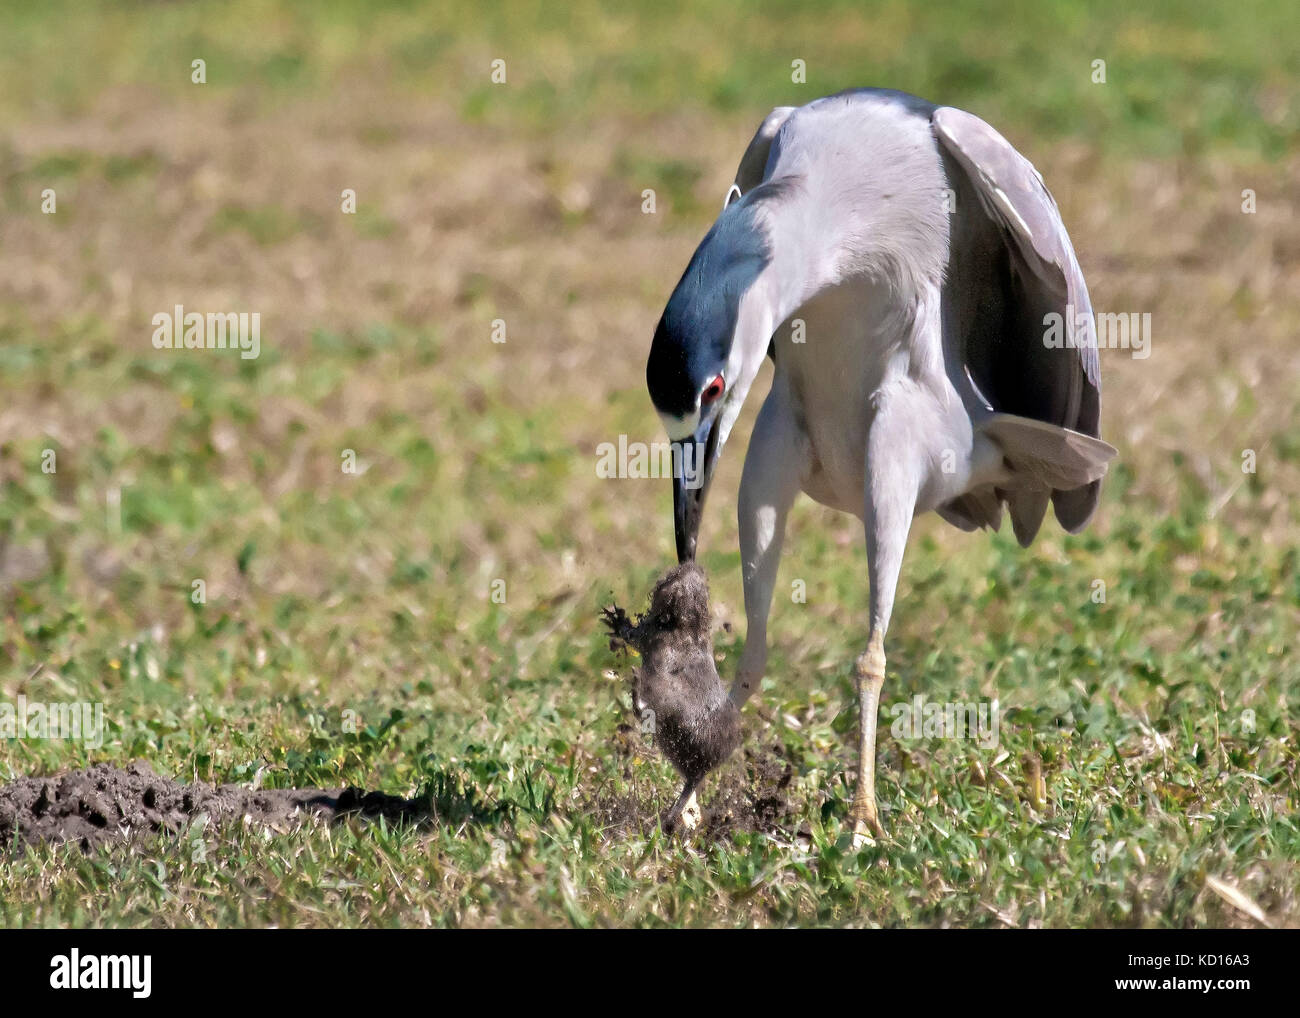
xmin=587 ymin=723 xmax=798 ymax=842
xmin=0 ymin=761 xmax=430 ymax=853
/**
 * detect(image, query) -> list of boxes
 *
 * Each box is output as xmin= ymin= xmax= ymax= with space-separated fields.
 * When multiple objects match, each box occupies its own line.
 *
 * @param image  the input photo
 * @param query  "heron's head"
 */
xmin=646 ymin=193 xmax=782 ymax=562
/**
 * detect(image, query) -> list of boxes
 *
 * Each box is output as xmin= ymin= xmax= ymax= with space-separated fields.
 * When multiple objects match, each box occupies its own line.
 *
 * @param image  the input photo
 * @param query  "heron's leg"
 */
xmin=733 ymin=386 xmax=804 ymax=706
xmin=850 ymin=400 xmax=920 ymax=844
xmin=850 ymin=631 xmax=888 ymax=841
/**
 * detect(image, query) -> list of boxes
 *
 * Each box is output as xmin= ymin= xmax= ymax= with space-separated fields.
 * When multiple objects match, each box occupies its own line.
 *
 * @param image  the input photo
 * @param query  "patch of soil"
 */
xmin=700 ymin=737 xmax=797 ymax=839
xmin=587 ymin=720 xmax=798 ymax=842
xmin=0 ymin=761 xmax=430 ymax=853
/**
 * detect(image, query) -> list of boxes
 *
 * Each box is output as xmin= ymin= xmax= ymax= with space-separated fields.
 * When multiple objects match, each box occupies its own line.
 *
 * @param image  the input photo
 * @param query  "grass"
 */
xmin=0 ymin=0 xmax=1297 ymax=927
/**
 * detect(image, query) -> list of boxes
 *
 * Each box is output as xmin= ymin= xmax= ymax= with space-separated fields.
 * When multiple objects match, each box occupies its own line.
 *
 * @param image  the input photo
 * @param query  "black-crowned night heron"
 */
xmin=646 ymin=88 xmax=1116 ymax=841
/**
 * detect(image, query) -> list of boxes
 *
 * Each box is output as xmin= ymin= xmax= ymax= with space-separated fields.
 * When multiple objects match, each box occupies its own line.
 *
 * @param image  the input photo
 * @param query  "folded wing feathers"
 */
xmin=982 ymin=413 xmax=1117 ymax=491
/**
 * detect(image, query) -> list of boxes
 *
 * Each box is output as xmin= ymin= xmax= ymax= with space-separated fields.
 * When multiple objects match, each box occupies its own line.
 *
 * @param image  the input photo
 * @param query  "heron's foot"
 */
xmin=662 ymin=787 xmax=701 ymax=836
xmin=848 ymin=793 xmax=886 ymax=847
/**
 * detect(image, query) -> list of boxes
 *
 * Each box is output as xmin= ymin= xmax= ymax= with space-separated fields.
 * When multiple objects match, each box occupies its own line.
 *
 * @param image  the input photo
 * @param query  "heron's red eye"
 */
xmin=701 ymin=374 xmax=725 ymax=406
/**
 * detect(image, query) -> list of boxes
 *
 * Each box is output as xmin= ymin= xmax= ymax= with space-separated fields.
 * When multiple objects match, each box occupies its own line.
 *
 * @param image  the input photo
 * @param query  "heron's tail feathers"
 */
xmin=979 ymin=413 xmax=1117 ymax=545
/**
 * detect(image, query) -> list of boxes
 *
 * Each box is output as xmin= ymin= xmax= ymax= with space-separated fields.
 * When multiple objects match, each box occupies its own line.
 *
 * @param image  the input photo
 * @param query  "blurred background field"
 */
xmin=0 ymin=0 xmax=1297 ymax=926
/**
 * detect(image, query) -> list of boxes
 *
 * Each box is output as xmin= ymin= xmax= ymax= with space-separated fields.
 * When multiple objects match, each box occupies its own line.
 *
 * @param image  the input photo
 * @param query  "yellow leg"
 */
xmin=849 ymin=631 xmax=887 ymax=845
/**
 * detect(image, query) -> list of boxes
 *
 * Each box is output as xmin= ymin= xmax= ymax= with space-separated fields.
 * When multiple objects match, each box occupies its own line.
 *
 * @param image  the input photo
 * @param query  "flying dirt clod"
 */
xmin=602 ymin=562 xmax=741 ymax=832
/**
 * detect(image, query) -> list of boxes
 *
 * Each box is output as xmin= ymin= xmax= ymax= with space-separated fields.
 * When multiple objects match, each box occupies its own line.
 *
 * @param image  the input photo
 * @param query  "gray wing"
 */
xmin=932 ymin=105 xmax=1103 ymax=532
xmin=729 ymin=107 xmax=797 ymax=362
xmin=727 ymin=106 xmax=796 ymax=206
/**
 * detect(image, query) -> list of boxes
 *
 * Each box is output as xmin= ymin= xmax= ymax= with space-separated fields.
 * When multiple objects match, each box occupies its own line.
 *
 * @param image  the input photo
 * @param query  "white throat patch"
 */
xmin=658 ymin=408 xmax=701 ymax=442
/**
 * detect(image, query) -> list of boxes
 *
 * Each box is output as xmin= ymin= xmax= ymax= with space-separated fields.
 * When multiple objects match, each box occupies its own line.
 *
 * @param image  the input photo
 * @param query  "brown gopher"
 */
xmin=602 ymin=562 xmax=741 ymax=832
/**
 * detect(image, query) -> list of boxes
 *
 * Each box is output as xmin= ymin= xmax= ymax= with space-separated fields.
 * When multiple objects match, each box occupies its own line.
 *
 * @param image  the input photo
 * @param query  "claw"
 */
xmin=600 ymin=604 xmax=638 ymax=650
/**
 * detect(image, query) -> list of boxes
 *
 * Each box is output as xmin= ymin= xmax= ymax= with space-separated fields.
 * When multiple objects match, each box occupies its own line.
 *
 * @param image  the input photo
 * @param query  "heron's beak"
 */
xmin=672 ymin=412 xmax=722 ymax=563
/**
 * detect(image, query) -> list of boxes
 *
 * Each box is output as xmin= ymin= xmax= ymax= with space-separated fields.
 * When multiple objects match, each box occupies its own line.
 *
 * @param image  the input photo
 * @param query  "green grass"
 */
xmin=0 ymin=0 xmax=1295 ymax=158
xmin=0 ymin=0 xmax=1296 ymax=927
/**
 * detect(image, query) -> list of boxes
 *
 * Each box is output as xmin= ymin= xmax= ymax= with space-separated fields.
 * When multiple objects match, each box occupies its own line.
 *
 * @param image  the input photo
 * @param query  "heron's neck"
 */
xmin=738 ymin=184 xmax=841 ymax=342
xmin=739 ymin=176 xmax=949 ymax=352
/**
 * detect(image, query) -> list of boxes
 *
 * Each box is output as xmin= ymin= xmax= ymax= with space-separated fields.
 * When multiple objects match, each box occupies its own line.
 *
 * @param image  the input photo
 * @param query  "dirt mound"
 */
xmin=0 ymin=761 xmax=429 ymax=853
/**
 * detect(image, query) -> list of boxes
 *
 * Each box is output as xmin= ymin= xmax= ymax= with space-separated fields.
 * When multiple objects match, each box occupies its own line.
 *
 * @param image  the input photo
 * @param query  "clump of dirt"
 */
xmin=0 ymin=761 xmax=430 ymax=853
xmin=586 ymin=720 xmax=798 ymax=842
xmin=700 ymin=737 xmax=796 ymax=839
